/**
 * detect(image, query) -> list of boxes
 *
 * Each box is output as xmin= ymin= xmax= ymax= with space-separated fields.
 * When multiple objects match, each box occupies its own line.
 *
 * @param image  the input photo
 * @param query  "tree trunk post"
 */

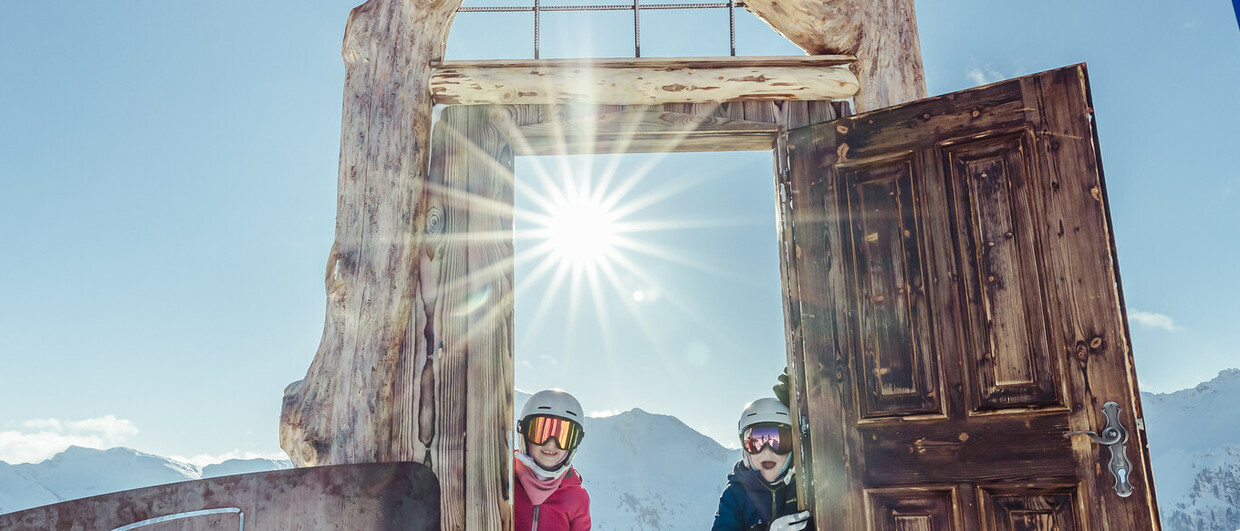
xmin=742 ymin=0 xmax=927 ymax=111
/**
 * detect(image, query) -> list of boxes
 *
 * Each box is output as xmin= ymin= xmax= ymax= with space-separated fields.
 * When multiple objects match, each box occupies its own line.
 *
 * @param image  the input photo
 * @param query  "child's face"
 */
xmin=529 ymin=437 xmax=568 ymax=469
xmin=749 ymin=446 xmax=789 ymax=483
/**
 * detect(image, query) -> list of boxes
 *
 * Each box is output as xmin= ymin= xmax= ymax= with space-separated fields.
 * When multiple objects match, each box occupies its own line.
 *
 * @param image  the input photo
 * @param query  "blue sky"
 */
xmin=0 ymin=0 xmax=1236 ymax=464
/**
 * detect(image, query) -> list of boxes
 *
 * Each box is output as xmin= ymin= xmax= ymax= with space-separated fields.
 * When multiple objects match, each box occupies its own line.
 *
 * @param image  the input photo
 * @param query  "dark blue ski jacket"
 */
xmin=711 ymin=461 xmax=800 ymax=531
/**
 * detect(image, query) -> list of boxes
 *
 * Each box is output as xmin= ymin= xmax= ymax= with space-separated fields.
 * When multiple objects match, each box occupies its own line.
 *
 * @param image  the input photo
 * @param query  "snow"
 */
xmin=0 ymin=447 xmax=293 ymax=515
xmin=1143 ymin=369 xmax=1240 ymax=530
xmin=202 ymin=458 xmax=292 ymax=479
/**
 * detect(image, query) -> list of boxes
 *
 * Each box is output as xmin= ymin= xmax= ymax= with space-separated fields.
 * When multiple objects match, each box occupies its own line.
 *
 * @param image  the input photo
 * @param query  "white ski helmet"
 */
xmin=517 ymin=389 xmax=585 ymax=479
xmin=737 ymin=397 xmax=795 ymax=483
xmin=737 ymin=397 xmax=792 ymax=433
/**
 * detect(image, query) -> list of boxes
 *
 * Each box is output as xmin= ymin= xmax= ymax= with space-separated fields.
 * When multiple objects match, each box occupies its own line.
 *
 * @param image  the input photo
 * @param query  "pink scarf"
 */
xmin=515 ymin=457 xmax=567 ymax=506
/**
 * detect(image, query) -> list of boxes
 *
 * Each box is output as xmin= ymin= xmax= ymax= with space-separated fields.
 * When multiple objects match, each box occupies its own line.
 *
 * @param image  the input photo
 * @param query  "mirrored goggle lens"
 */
xmin=524 ymin=416 xmax=583 ymax=450
xmin=743 ymin=425 xmax=792 ymax=455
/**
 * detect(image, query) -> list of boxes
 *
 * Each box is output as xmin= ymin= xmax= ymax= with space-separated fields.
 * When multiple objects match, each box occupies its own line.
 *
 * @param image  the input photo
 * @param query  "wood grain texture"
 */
xmin=785 ymin=65 xmax=1160 ymax=529
xmin=786 ymin=104 xmax=866 ymax=528
xmin=512 ymin=110 xmax=782 ymax=154
xmin=0 ymin=463 xmax=441 ymax=531
xmin=944 ymin=135 xmax=1061 ymax=410
xmin=840 ymin=157 xmax=941 ymax=417
xmin=1024 ymin=65 xmax=1162 ymax=529
xmin=280 ymin=0 xmax=463 ymax=467
xmin=458 ymin=105 xmax=516 ymax=531
xmin=499 ymin=101 xmax=850 ymax=155
xmin=430 ymin=57 xmax=859 ymax=105
xmin=395 ymin=105 xmax=517 ymax=530
xmin=777 ymin=98 xmax=841 ymax=518
xmin=741 ymin=0 xmax=926 ymax=111
xmin=981 ymin=488 xmax=1080 ymax=531
xmin=865 ymin=487 xmax=962 ymax=531
xmin=278 ymin=2 xmax=514 ymax=529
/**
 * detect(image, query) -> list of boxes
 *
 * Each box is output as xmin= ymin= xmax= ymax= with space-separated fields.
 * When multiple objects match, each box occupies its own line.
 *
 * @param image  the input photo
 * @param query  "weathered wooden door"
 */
xmin=780 ymin=65 xmax=1160 ymax=529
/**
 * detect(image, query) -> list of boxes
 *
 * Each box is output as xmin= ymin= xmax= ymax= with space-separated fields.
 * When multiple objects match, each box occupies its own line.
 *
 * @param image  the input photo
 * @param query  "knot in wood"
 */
xmin=1073 ymin=341 xmax=1090 ymax=361
xmin=1090 ymin=186 xmax=1103 ymax=202
xmin=425 ymin=205 xmax=445 ymax=236
xmin=1089 ymin=336 xmax=1104 ymax=349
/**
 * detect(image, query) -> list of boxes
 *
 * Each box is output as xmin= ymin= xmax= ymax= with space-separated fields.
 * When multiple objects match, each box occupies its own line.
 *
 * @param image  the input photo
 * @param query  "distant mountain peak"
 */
xmin=1193 ymin=368 xmax=1240 ymax=390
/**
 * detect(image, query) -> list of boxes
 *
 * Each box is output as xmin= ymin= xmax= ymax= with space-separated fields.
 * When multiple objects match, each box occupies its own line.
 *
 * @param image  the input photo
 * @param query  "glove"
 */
xmin=769 ymin=511 xmax=810 ymax=531
xmin=773 ymin=367 xmax=790 ymax=407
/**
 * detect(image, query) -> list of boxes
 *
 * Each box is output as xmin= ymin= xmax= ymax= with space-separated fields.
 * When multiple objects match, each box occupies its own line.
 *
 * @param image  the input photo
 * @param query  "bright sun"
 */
xmin=546 ymin=195 xmax=618 ymax=267
xmin=513 ymin=153 xmax=715 ymax=324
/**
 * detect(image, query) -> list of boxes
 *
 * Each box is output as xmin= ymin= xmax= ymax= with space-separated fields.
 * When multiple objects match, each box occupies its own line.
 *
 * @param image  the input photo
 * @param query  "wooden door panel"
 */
xmin=944 ymin=135 xmax=1063 ymax=411
xmin=981 ymin=487 xmax=1081 ymax=531
xmin=866 ymin=488 xmax=961 ymax=531
xmin=841 ymin=157 xmax=942 ymax=418
xmin=861 ymin=414 xmax=1074 ymax=485
xmin=783 ymin=65 xmax=1160 ymax=529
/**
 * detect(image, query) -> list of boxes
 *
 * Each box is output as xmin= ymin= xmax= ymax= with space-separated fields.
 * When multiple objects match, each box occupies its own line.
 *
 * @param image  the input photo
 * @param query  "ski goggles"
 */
xmin=742 ymin=425 xmax=793 ymax=455
xmin=521 ymin=415 xmax=584 ymax=451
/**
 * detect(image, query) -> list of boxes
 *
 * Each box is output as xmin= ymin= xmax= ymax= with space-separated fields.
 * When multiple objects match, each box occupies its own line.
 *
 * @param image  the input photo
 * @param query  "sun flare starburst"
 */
xmin=546 ymin=194 xmax=618 ymax=268
xmin=501 ymin=106 xmax=759 ymax=371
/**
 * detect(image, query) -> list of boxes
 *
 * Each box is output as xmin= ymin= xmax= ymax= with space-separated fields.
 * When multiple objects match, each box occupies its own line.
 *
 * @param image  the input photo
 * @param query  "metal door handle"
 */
xmin=1063 ymin=401 xmax=1134 ymax=498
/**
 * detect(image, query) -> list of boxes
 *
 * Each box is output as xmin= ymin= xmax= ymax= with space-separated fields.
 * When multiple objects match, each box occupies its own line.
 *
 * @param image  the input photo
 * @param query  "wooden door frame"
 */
xmin=283 ymin=2 xmax=929 ymax=529
xmin=441 ymin=100 xmax=852 ymax=520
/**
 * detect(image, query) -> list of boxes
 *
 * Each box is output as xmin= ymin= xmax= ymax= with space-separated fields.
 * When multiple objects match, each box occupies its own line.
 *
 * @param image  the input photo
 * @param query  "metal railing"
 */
xmin=111 ymin=507 xmax=244 ymax=531
xmin=457 ymin=0 xmax=749 ymax=58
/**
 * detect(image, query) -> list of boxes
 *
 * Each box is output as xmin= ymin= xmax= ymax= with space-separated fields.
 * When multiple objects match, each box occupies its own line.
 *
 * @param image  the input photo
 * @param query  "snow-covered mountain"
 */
xmin=3 ymin=375 xmax=1237 ymax=529
xmin=0 ymin=446 xmax=291 ymax=515
xmin=574 ymin=408 xmax=740 ymax=529
xmin=1143 ymin=368 xmax=1240 ymax=531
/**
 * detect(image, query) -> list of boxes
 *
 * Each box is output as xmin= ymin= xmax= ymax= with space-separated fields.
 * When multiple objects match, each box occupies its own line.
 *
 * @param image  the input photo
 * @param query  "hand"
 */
xmin=769 ymin=511 xmax=810 ymax=531
xmin=773 ymin=367 xmax=790 ymax=407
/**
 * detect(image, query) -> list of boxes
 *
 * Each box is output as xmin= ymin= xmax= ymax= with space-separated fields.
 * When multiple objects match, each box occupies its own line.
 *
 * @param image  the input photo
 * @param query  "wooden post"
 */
xmin=742 ymin=0 xmax=927 ymax=111
xmin=416 ymin=105 xmax=515 ymax=529
xmin=279 ymin=1 xmax=515 ymax=530
xmin=279 ymin=0 xmax=459 ymax=467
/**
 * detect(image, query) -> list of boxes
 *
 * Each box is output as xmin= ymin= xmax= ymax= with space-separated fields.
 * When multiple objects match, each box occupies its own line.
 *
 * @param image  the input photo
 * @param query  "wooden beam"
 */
xmin=742 ymin=0 xmax=926 ymax=111
xmin=507 ymin=109 xmax=783 ymax=155
xmin=430 ymin=56 xmax=859 ymax=105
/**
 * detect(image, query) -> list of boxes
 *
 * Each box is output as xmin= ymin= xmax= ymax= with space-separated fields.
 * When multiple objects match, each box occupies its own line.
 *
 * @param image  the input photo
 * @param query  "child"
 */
xmin=711 ymin=397 xmax=811 ymax=531
xmin=514 ymin=389 xmax=591 ymax=531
